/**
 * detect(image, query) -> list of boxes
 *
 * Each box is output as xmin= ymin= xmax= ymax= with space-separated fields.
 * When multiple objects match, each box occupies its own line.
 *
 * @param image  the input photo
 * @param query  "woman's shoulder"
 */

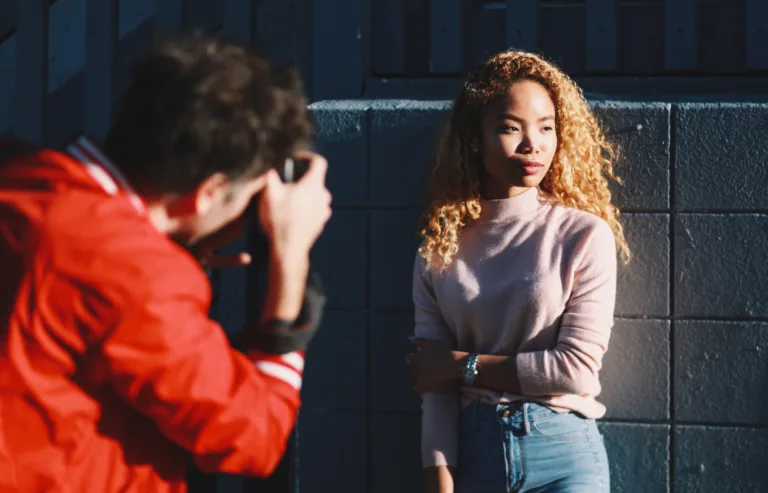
xmin=545 ymin=201 xmax=615 ymax=253
xmin=547 ymin=200 xmax=610 ymax=232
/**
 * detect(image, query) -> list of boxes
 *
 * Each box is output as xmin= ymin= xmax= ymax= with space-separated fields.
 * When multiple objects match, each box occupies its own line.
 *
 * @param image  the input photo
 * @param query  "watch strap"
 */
xmin=463 ymin=353 xmax=479 ymax=385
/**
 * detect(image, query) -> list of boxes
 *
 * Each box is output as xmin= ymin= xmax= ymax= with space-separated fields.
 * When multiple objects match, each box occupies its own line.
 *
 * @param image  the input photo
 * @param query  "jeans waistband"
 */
xmin=485 ymin=401 xmax=568 ymax=422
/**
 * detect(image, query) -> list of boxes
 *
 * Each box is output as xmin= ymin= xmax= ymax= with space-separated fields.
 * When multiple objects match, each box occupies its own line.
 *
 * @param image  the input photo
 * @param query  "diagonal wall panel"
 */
xmin=0 ymin=0 xmax=155 ymax=138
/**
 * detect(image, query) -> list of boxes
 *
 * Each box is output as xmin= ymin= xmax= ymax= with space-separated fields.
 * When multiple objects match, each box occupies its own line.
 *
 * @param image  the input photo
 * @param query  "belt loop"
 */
xmin=522 ymin=403 xmax=531 ymax=436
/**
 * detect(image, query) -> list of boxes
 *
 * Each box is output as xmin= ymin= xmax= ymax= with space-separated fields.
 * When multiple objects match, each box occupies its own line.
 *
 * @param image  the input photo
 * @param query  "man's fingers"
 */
xmin=264 ymin=168 xmax=284 ymax=192
xmin=294 ymin=151 xmax=328 ymax=184
xmin=196 ymin=215 xmax=248 ymax=253
xmin=200 ymin=253 xmax=252 ymax=269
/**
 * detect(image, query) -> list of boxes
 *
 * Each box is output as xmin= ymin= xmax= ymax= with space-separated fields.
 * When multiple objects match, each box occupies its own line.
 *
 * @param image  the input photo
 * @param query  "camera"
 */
xmin=278 ymin=157 xmax=310 ymax=183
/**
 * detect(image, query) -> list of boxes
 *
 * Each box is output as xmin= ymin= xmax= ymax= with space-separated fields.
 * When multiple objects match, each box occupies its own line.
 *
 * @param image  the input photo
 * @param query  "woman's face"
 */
xmin=478 ymin=79 xmax=557 ymax=199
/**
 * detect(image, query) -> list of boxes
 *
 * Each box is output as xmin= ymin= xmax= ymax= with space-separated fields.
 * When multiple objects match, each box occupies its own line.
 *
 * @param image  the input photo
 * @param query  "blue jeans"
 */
xmin=456 ymin=401 xmax=610 ymax=493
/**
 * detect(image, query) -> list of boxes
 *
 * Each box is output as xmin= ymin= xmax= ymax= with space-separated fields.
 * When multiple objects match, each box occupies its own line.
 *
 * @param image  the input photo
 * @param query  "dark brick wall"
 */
xmin=296 ymin=100 xmax=768 ymax=493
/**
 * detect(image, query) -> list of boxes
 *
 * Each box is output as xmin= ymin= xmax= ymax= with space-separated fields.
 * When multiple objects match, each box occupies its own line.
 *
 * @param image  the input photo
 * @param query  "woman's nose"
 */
xmin=517 ymin=135 xmax=536 ymax=154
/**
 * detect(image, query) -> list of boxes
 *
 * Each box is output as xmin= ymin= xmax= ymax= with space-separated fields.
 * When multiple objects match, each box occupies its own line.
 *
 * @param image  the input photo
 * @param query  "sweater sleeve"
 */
xmin=412 ymin=254 xmax=461 ymax=468
xmin=516 ymin=221 xmax=618 ymax=397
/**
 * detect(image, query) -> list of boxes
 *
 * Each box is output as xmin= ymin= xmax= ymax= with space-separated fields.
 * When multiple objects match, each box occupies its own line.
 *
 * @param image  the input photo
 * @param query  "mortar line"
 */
xmin=668 ymin=103 xmax=677 ymax=493
xmin=364 ymin=107 xmax=374 ymax=493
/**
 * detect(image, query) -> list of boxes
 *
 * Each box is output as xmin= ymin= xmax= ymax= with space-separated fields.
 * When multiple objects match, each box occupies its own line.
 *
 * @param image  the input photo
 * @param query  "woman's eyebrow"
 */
xmin=495 ymin=113 xmax=555 ymax=122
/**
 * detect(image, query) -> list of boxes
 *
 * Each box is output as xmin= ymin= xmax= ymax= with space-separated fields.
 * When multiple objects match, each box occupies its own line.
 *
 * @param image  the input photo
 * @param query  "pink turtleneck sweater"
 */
xmin=413 ymin=187 xmax=618 ymax=468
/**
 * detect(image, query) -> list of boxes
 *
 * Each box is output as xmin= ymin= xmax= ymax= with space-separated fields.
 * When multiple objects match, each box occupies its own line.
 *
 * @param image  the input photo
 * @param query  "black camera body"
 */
xmin=278 ymin=157 xmax=310 ymax=184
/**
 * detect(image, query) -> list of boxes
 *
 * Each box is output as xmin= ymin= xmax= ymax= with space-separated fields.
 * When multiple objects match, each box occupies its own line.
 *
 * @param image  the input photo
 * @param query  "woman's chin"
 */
xmin=520 ymin=174 xmax=545 ymax=188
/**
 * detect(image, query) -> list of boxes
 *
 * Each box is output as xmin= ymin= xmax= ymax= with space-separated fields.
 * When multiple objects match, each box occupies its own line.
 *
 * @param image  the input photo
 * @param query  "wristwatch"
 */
xmin=462 ymin=354 xmax=479 ymax=386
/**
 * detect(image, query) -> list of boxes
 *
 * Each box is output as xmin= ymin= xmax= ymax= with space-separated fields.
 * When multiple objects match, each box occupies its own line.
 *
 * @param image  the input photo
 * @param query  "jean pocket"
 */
xmin=531 ymin=412 xmax=590 ymax=442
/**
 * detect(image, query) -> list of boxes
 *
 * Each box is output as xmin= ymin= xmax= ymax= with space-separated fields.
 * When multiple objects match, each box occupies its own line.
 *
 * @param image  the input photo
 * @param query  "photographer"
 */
xmin=0 ymin=35 xmax=329 ymax=492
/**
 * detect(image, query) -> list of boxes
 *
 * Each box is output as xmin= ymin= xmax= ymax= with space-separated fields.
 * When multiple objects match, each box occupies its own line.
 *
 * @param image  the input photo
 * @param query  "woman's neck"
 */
xmin=480 ymin=179 xmax=535 ymax=200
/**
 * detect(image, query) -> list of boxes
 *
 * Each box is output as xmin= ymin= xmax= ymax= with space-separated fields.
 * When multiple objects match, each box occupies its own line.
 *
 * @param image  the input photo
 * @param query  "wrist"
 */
xmin=270 ymin=246 xmax=310 ymax=276
xmin=453 ymin=351 xmax=469 ymax=382
xmin=261 ymin=248 xmax=310 ymax=323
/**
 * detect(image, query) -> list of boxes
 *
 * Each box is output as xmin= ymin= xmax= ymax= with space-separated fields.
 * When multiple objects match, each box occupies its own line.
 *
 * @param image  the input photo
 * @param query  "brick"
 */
xmin=313 ymin=210 xmax=367 ymax=309
xmin=591 ymin=102 xmax=671 ymax=210
xmin=675 ymin=426 xmax=768 ymax=493
xmin=697 ymin=4 xmax=745 ymax=73
xmin=674 ymin=214 xmax=768 ymax=317
xmin=369 ymin=101 xmax=450 ymax=207
xmin=370 ymin=311 xmax=420 ymax=412
xmin=298 ymin=410 xmax=367 ymax=493
xmin=113 ymin=22 xmax=154 ymax=106
xmin=0 ymin=34 xmax=14 ymax=134
xmin=255 ymin=0 xmax=313 ymax=72
xmin=616 ymin=2 xmax=664 ymax=74
xmin=46 ymin=73 xmax=84 ymax=150
xmin=48 ymin=0 xmax=88 ymax=96
xmin=675 ymin=321 xmax=768 ymax=424
xmin=675 ymin=104 xmax=768 ymax=209
xmin=370 ymin=413 xmax=424 ymax=493
xmin=601 ymin=319 xmax=670 ymax=420
xmin=598 ymin=423 xmax=669 ymax=493
xmin=45 ymin=14 xmax=154 ymax=148
xmin=370 ymin=209 xmax=423 ymax=309
xmin=616 ymin=213 xmax=670 ymax=317
xmin=116 ymin=0 xmax=154 ymax=38
xmin=0 ymin=1 xmax=13 ymax=45
xmin=183 ymin=0 xmax=222 ymax=32
xmin=538 ymin=5 xmax=585 ymax=74
xmin=302 ymin=310 xmax=367 ymax=411
xmin=14 ymin=1 xmax=47 ymax=145
xmin=312 ymin=0 xmax=362 ymax=100
xmin=310 ymin=101 xmax=370 ymax=207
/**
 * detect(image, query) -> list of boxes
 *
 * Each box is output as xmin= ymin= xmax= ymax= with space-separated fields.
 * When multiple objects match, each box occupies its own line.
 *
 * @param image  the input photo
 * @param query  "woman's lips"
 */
xmin=522 ymin=160 xmax=544 ymax=175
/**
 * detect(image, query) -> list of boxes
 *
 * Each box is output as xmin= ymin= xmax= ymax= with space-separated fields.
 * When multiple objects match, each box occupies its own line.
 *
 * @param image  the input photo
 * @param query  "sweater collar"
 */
xmin=478 ymin=187 xmax=545 ymax=222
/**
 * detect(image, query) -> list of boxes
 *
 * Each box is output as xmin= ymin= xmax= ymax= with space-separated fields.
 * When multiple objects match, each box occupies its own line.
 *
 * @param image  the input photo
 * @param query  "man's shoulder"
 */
xmin=45 ymin=195 xmax=209 ymax=303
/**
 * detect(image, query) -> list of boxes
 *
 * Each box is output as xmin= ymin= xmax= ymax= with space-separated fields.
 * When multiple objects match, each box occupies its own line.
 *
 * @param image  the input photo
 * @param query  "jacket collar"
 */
xmin=66 ymin=136 xmax=145 ymax=213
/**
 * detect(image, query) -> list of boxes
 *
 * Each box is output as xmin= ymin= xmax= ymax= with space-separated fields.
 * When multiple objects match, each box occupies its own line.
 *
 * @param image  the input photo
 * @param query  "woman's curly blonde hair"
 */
xmin=418 ymin=50 xmax=630 ymax=270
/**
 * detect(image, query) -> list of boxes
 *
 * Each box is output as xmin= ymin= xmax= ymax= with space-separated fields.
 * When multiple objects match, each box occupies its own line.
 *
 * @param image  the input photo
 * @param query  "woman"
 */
xmin=408 ymin=50 xmax=630 ymax=493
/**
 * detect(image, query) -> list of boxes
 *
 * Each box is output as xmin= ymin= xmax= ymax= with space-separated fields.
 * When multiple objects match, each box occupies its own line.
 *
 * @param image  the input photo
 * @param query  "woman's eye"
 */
xmin=501 ymin=125 xmax=519 ymax=132
xmin=542 ymin=126 xmax=554 ymax=132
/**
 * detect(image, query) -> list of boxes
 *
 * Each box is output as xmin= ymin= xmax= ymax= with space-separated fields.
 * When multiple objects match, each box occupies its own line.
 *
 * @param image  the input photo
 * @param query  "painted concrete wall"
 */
xmin=300 ymin=100 xmax=768 ymax=493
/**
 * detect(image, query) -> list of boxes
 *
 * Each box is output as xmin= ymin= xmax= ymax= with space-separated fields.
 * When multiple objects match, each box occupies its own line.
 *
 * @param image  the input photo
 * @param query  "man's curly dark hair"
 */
xmin=104 ymin=34 xmax=312 ymax=195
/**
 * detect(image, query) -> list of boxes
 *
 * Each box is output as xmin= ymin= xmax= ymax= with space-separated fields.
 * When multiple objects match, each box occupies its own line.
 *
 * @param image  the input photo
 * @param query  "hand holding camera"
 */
xmin=195 ymin=151 xmax=331 ymax=269
xmin=258 ymin=151 xmax=332 ymax=263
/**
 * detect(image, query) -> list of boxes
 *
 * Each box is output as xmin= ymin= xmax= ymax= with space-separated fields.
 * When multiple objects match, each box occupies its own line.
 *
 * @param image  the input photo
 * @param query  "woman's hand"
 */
xmin=408 ymin=338 xmax=466 ymax=394
xmin=425 ymin=465 xmax=456 ymax=493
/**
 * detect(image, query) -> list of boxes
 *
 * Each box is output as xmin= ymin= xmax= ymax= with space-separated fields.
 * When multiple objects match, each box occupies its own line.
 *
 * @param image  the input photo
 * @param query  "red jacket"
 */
xmin=0 ymin=138 xmax=307 ymax=492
